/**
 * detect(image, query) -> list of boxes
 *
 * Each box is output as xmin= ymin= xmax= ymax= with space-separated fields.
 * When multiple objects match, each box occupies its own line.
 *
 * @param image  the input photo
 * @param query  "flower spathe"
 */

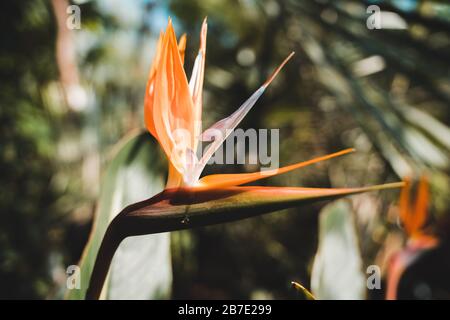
xmin=144 ymin=18 xmax=354 ymax=189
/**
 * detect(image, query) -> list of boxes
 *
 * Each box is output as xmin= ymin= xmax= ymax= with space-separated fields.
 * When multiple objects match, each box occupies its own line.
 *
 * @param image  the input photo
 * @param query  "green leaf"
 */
xmin=311 ymin=200 xmax=365 ymax=300
xmin=66 ymin=132 xmax=169 ymax=300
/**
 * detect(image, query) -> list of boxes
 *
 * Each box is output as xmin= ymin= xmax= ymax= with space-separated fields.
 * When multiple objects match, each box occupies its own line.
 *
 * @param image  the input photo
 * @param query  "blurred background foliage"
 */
xmin=0 ymin=0 xmax=449 ymax=299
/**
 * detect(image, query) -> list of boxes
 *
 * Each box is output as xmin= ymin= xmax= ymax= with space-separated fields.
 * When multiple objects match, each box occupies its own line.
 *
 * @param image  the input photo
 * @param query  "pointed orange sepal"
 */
xmin=197 ymin=148 xmax=355 ymax=188
xmin=399 ymin=175 xmax=430 ymax=237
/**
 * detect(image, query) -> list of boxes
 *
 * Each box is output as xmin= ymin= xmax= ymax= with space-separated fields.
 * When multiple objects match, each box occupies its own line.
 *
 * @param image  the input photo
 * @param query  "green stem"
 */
xmin=85 ymin=219 xmax=124 ymax=300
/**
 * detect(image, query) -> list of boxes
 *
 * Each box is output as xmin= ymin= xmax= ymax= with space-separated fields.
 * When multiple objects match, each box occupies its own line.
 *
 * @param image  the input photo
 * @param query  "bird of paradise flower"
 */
xmin=85 ymin=18 xmax=403 ymax=299
xmin=386 ymin=176 xmax=438 ymax=300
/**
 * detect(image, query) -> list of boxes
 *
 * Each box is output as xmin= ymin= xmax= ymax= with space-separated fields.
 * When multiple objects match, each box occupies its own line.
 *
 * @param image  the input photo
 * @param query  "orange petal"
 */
xmin=166 ymin=161 xmax=184 ymax=189
xmin=151 ymin=20 xmax=196 ymax=173
xmin=194 ymin=52 xmax=295 ymax=180
xmin=188 ymin=17 xmax=207 ymax=151
xmin=411 ymin=175 xmax=429 ymax=235
xmin=178 ymin=34 xmax=187 ymax=65
xmin=197 ymin=148 xmax=354 ymax=188
xmin=399 ymin=176 xmax=430 ymax=237
xmin=144 ymin=32 xmax=163 ymax=139
xmin=399 ymin=177 xmax=412 ymax=234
